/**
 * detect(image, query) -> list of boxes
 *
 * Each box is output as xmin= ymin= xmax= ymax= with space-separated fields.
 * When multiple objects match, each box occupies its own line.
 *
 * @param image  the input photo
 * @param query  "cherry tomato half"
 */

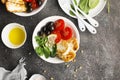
xmin=31 ymin=0 xmax=39 ymax=10
xmin=52 ymin=30 xmax=61 ymax=43
xmin=24 ymin=0 xmax=33 ymax=2
xmin=61 ymin=27 xmax=72 ymax=40
xmin=54 ymin=19 xmax=65 ymax=31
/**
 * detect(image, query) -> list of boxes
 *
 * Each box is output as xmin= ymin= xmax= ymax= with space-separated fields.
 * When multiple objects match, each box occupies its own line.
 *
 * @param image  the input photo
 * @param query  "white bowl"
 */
xmin=58 ymin=0 xmax=106 ymax=19
xmin=1 ymin=23 xmax=27 ymax=49
xmin=29 ymin=74 xmax=46 ymax=80
xmin=14 ymin=0 xmax=47 ymax=17
xmin=32 ymin=16 xmax=80 ymax=64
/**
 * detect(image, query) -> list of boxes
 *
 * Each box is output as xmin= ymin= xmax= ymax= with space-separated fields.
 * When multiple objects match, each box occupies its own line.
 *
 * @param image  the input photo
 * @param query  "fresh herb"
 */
xmin=50 ymin=44 xmax=57 ymax=57
xmin=43 ymin=46 xmax=50 ymax=58
xmin=35 ymin=36 xmax=57 ymax=58
xmin=35 ymin=46 xmax=44 ymax=56
xmin=35 ymin=36 xmax=50 ymax=58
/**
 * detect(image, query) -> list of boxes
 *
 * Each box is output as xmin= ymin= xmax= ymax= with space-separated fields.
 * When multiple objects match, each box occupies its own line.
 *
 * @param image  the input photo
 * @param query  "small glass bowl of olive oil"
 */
xmin=1 ymin=23 xmax=27 ymax=49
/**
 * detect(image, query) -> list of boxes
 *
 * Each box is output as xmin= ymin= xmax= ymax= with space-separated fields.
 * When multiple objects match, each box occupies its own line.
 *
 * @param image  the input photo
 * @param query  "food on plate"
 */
xmin=9 ymin=27 xmax=26 ymax=46
xmin=67 ymin=38 xmax=79 ymax=51
xmin=54 ymin=19 xmax=65 ymax=31
xmin=1 ymin=0 xmax=44 ymax=13
xmin=37 ymin=22 xmax=55 ymax=36
xmin=70 ymin=0 xmax=99 ymax=15
xmin=58 ymin=49 xmax=76 ymax=62
xmin=57 ymin=38 xmax=79 ymax=62
xmin=35 ymin=19 xmax=79 ymax=62
xmin=6 ymin=1 xmax=27 ymax=12
xmin=57 ymin=40 xmax=68 ymax=53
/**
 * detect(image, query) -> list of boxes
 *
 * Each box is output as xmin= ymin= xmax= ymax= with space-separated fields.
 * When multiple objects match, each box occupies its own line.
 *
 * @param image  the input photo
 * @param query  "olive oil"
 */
xmin=9 ymin=27 xmax=25 ymax=45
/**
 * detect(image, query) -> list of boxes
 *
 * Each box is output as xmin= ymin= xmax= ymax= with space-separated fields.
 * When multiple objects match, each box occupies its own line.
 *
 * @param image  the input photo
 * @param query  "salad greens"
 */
xmin=70 ymin=0 xmax=99 ymax=15
xmin=79 ymin=0 xmax=90 ymax=14
xmin=88 ymin=0 xmax=99 ymax=9
xmin=35 ymin=36 xmax=57 ymax=58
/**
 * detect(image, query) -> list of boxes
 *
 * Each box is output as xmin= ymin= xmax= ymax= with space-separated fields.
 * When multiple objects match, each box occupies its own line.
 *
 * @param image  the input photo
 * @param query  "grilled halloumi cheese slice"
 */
xmin=57 ymin=38 xmax=79 ymax=62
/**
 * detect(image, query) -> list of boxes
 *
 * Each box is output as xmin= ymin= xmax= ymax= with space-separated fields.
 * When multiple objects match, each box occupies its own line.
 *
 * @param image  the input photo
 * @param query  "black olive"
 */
xmin=37 ymin=0 xmax=42 ymax=6
xmin=37 ymin=31 xmax=44 ymax=36
xmin=41 ymin=26 xmax=47 ymax=33
xmin=43 ymin=27 xmax=47 ymax=32
xmin=45 ymin=22 xmax=54 ymax=27
xmin=48 ymin=25 xmax=55 ymax=31
xmin=45 ymin=31 xmax=51 ymax=35
xmin=26 ymin=2 xmax=32 ymax=12
xmin=46 ymin=22 xmax=55 ymax=31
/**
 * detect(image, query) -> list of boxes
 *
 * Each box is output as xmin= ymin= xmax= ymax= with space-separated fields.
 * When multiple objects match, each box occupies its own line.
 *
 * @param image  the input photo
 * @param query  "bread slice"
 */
xmin=7 ymin=0 xmax=25 ymax=4
xmin=6 ymin=1 xmax=27 ymax=12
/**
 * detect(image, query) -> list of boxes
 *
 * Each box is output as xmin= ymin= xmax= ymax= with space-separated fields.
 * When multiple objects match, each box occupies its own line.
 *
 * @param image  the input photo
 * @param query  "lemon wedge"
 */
xmin=46 ymin=34 xmax=57 ymax=48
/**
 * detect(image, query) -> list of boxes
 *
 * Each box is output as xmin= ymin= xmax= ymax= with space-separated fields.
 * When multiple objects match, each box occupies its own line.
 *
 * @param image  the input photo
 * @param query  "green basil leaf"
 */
xmin=50 ymin=44 xmax=57 ymax=57
xmin=43 ymin=46 xmax=50 ymax=58
xmin=35 ymin=47 xmax=44 ymax=56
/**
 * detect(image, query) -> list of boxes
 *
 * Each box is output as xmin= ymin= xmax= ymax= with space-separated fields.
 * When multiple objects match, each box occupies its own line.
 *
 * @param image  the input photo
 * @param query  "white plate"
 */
xmin=32 ymin=16 xmax=80 ymax=64
xmin=58 ymin=0 xmax=106 ymax=18
xmin=14 ymin=0 xmax=47 ymax=17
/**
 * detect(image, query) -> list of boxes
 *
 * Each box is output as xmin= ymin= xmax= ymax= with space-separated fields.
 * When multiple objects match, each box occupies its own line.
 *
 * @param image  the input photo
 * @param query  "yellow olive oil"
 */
xmin=9 ymin=27 xmax=25 ymax=45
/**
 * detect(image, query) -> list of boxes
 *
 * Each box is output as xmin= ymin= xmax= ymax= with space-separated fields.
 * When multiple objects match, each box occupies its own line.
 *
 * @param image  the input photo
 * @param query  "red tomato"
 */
xmin=61 ymin=27 xmax=72 ymax=40
xmin=31 ymin=0 xmax=39 ymax=10
xmin=52 ymin=30 xmax=61 ymax=43
xmin=24 ymin=0 xmax=33 ymax=2
xmin=54 ymin=19 xmax=65 ymax=31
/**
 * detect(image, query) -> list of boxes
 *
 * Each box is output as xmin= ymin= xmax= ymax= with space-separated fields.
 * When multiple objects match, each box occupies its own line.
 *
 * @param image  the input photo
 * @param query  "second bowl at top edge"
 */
xmin=14 ymin=0 xmax=47 ymax=17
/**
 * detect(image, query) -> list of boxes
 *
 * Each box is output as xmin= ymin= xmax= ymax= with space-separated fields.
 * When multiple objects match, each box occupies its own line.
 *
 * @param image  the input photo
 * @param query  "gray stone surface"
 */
xmin=0 ymin=0 xmax=120 ymax=80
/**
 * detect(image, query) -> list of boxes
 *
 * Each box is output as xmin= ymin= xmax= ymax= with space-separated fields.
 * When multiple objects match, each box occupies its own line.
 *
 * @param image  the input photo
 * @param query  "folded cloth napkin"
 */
xmin=0 ymin=57 xmax=27 ymax=80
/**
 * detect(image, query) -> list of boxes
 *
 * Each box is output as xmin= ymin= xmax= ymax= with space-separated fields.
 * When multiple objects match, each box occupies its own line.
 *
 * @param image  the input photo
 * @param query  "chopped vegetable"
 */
xmin=50 ymin=44 xmax=57 ymax=57
xmin=52 ymin=30 xmax=61 ymax=43
xmin=61 ymin=27 xmax=73 ymax=40
xmin=54 ymin=19 xmax=65 ymax=31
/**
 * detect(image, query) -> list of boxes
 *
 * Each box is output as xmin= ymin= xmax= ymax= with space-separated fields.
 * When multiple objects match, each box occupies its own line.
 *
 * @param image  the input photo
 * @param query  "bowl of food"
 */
xmin=1 ymin=0 xmax=47 ymax=16
xmin=58 ymin=0 xmax=106 ymax=18
xmin=1 ymin=23 xmax=27 ymax=49
xmin=32 ymin=16 xmax=80 ymax=64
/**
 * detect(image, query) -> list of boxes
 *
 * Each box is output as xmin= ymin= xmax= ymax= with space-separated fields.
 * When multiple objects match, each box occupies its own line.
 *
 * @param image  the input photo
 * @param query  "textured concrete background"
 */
xmin=0 ymin=0 xmax=120 ymax=80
